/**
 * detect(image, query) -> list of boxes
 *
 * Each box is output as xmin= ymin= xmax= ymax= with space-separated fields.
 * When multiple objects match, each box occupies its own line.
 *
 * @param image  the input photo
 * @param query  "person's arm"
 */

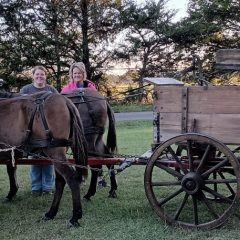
xmin=60 ymin=85 xmax=68 ymax=94
xmin=51 ymin=86 xmax=59 ymax=93
xmin=19 ymin=85 xmax=28 ymax=94
xmin=86 ymin=80 xmax=97 ymax=91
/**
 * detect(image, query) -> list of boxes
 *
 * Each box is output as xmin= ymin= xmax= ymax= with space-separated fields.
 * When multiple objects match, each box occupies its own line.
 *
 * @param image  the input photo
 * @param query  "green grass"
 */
xmin=1 ymin=120 xmax=240 ymax=240
xmin=111 ymin=103 xmax=152 ymax=113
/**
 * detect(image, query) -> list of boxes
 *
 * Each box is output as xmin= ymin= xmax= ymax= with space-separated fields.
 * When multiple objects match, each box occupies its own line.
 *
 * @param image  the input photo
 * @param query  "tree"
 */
xmin=170 ymin=0 xmax=240 ymax=73
xmin=115 ymin=0 xmax=176 ymax=99
xmin=70 ymin=0 xmax=122 ymax=84
xmin=0 ymin=0 xmax=123 ymax=90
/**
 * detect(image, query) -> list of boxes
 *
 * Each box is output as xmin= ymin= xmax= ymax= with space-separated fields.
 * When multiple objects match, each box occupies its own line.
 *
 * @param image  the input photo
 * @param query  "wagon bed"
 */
xmin=152 ymin=84 xmax=240 ymax=145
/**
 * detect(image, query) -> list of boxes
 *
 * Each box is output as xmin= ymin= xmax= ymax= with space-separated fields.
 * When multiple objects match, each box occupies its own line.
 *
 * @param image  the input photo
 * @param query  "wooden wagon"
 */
xmin=143 ymin=49 xmax=240 ymax=230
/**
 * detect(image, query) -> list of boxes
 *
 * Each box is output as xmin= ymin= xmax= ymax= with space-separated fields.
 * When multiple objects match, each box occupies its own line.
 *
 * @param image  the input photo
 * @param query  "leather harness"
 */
xmin=63 ymin=89 xmax=105 ymax=136
xmin=24 ymin=92 xmax=71 ymax=153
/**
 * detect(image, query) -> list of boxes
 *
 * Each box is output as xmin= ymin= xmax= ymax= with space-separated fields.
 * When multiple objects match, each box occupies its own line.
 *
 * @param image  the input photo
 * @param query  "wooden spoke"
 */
xmin=192 ymin=195 xmax=198 ymax=225
xmin=155 ymin=162 xmax=183 ymax=179
xmin=200 ymin=191 xmax=219 ymax=219
xmin=167 ymin=146 xmax=188 ymax=174
xmin=203 ymin=186 xmax=233 ymax=204
xmin=218 ymin=172 xmax=236 ymax=196
xmin=151 ymin=181 xmax=181 ymax=187
xmin=196 ymin=144 xmax=211 ymax=173
xmin=205 ymin=179 xmax=237 ymax=184
xmin=187 ymin=140 xmax=194 ymax=172
xmin=158 ymin=188 xmax=184 ymax=206
xmin=201 ymin=159 xmax=229 ymax=178
xmin=174 ymin=193 xmax=189 ymax=220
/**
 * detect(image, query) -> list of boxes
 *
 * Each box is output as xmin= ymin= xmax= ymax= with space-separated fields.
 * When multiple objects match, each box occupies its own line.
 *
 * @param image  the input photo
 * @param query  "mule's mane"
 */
xmin=0 ymin=91 xmax=56 ymax=102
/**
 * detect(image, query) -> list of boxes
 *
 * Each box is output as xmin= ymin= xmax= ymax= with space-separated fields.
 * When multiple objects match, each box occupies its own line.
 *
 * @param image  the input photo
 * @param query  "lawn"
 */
xmin=1 ymin=120 xmax=240 ymax=240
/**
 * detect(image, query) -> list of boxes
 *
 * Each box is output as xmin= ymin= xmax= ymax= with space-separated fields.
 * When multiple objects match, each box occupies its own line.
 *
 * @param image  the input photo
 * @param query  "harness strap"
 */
xmin=82 ymin=95 xmax=98 ymax=126
xmin=84 ymin=126 xmax=105 ymax=135
xmin=23 ymin=91 xmax=72 ymax=155
xmin=65 ymin=89 xmax=98 ymax=126
xmin=25 ymin=91 xmax=53 ymax=146
xmin=64 ymin=89 xmax=105 ymax=135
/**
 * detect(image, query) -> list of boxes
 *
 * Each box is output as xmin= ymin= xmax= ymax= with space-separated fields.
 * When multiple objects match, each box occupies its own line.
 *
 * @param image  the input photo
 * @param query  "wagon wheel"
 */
xmin=144 ymin=133 xmax=240 ymax=230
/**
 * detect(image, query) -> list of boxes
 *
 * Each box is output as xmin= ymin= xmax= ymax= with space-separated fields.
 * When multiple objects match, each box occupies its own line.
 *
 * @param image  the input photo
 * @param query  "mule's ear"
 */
xmin=0 ymin=79 xmax=6 ymax=87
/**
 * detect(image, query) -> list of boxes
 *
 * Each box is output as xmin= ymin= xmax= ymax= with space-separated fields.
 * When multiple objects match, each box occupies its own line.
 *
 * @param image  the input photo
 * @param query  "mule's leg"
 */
xmin=45 ymin=163 xmax=82 ymax=227
xmin=107 ymin=165 xmax=117 ymax=198
xmin=44 ymin=171 xmax=65 ymax=220
xmin=6 ymin=164 xmax=18 ymax=201
xmin=83 ymin=165 xmax=101 ymax=201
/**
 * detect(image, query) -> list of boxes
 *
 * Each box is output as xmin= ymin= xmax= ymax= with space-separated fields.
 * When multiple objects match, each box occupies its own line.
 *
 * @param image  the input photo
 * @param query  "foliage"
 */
xmin=116 ymin=0 xmax=177 ymax=92
xmin=0 ymin=0 xmax=122 ymax=90
xmin=211 ymin=72 xmax=240 ymax=85
xmin=170 ymin=0 xmax=240 ymax=75
xmin=0 ymin=0 xmax=239 ymax=92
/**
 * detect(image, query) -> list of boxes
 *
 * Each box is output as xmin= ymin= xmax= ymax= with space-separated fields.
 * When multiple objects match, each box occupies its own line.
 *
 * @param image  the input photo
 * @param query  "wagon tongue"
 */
xmin=117 ymin=159 xmax=134 ymax=172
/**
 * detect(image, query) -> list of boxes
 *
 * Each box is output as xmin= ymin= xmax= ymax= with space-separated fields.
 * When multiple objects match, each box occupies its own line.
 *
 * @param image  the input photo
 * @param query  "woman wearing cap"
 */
xmin=61 ymin=62 xmax=96 ymax=93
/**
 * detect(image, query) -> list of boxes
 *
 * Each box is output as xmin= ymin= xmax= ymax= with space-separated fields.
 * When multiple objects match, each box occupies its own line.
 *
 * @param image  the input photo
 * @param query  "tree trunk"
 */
xmin=81 ymin=0 xmax=91 ymax=79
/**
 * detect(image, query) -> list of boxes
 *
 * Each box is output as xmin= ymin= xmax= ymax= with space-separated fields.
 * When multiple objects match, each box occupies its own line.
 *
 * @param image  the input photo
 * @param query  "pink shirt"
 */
xmin=61 ymin=80 xmax=97 ymax=93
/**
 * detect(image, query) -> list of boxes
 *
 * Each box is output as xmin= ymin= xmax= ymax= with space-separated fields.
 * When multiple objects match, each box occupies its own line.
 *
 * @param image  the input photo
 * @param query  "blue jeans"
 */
xmin=30 ymin=165 xmax=55 ymax=192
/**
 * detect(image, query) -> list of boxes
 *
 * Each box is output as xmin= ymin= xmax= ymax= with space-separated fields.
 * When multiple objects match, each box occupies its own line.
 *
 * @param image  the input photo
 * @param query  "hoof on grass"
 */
xmin=67 ymin=220 xmax=80 ymax=228
xmin=3 ymin=196 xmax=13 ymax=203
xmin=83 ymin=195 xmax=91 ymax=201
xmin=42 ymin=213 xmax=54 ymax=221
xmin=108 ymin=191 xmax=117 ymax=198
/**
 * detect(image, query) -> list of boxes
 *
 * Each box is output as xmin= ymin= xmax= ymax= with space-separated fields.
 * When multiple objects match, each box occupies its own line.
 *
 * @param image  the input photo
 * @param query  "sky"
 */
xmin=166 ymin=0 xmax=188 ymax=21
xmin=136 ymin=0 xmax=189 ymax=22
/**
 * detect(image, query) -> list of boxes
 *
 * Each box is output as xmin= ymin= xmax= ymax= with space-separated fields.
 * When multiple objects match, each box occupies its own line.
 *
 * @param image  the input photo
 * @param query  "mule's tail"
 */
xmin=65 ymin=98 xmax=88 ymax=182
xmin=106 ymin=102 xmax=117 ymax=153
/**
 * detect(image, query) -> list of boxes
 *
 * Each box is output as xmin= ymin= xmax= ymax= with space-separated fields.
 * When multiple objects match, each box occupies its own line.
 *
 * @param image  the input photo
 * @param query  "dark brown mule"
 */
xmin=63 ymin=89 xmax=117 ymax=200
xmin=0 ymin=91 xmax=87 ymax=226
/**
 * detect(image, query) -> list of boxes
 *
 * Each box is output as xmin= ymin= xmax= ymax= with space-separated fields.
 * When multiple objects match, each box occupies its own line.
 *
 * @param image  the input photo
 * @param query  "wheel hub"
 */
xmin=181 ymin=172 xmax=204 ymax=195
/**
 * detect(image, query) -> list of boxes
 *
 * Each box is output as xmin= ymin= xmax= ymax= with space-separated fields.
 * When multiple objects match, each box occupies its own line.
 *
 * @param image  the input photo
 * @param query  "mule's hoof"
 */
xmin=67 ymin=220 xmax=80 ymax=228
xmin=42 ymin=216 xmax=52 ymax=221
xmin=108 ymin=191 xmax=117 ymax=198
xmin=83 ymin=195 xmax=91 ymax=201
xmin=43 ymin=213 xmax=54 ymax=221
xmin=5 ymin=192 xmax=17 ymax=201
xmin=3 ymin=196 xmax=13 ymax=202
xmin=5 ymin=196 xmax=12 ymax=201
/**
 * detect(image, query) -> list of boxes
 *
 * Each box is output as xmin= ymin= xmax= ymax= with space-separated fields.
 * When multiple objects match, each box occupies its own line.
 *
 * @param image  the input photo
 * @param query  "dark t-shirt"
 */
xmin=20 ymin=83 xmax=58 ymax=94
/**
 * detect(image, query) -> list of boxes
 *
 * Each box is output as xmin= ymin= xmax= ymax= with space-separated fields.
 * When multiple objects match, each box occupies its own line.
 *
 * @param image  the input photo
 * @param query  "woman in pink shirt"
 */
xmin=61 ymin=62 xmax=97 ymax=93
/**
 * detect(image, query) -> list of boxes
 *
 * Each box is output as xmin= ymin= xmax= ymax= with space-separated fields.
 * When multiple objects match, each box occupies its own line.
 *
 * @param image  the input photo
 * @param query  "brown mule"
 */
xmin=0 ymin=91 xmax=88 ymax=227
xmin=63 ymin=89 xmax=118 ymax=200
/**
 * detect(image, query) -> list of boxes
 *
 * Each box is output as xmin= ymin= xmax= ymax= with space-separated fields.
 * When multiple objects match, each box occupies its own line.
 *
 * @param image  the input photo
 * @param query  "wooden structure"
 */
xmin=142 ymin=49 xmax=240 ymax=230
xmin=152 ymin=84 xmax=240 ymax=145
xmin=215 ymin=49 xmax=240 ymax=70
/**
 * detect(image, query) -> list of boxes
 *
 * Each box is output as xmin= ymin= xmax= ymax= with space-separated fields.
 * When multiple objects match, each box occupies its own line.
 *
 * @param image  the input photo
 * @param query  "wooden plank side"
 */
xmin=157 ymin=112 xmax=240 ymax=144
xmin=153 ymin=85 xmax=183 ymax=113
xmin=188 ymin=113 xmax=240 ymax=144
xmin=188 ymin=86 xmax=240 ymax=114
xmin=153 ymin=85 xmax=240 ymax=144
xmin=158 ymin=113 xmax=182 ymax=143
xmin=158 ymin=128 xmax=182 ymax=143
